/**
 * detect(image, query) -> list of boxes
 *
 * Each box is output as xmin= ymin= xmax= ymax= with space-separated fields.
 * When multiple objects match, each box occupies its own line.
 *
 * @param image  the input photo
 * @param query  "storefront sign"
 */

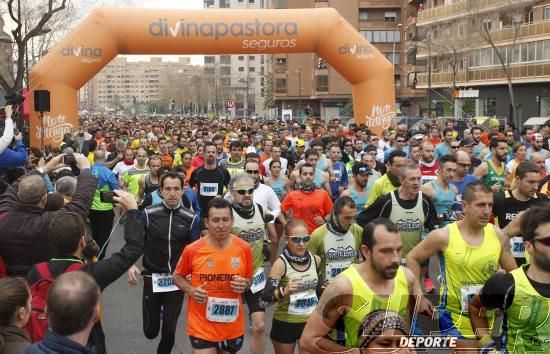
xmin=454 ymin=88 xmax=479 ymax=98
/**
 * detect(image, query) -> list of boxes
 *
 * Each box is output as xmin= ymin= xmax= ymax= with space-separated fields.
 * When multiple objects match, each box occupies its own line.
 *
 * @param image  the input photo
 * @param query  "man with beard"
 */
xmin=494 ymin=161 xmax=547 ymax=265
xmin=308 ymin=196 xmax=363 ymax=285
xmin=112 ymin=148 xmax=135 ymax=183
xmin=469 ymin=206 xmax=550 ymax=354
xmin=189 ymin=141 xmax=231 ymax=220
xmin=471 ymin=125 xmax=486 ymax=159
xmin=407 ymin=182 xmax=517 ymax=350
xmin=281 ymin=163 xmax=333 ymax=235
xmin=418 ymin=141 xmax=439 ymax=185
xmin=340 ymin=163 xmax=372 ymax=216
xmin=365 ymin=149 xmax=407 ymax=207
xmin=219 ymin=140 xmax=246 ymax=177
xmin=530 ymin=133 xmax=550 ymax=159
xmin=434 ymin=128 xmax=454 ymax=161
xmin=474 ymin=137 xmax=508 ymax=199
xmin=300 ymin=218 xmax=421 ymax=352
xmin=212 ymin=134 xmax=229 ymax=164
xmin=121 ymin=148 xmax=149 ymax=199
xmin=229 ymin=173 xmax=270 ymax=354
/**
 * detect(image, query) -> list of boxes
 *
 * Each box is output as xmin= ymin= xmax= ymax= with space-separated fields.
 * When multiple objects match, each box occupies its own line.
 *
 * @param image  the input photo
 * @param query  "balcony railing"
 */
xmin=416 ymin=20 xmax=550 ymax=55
xmin=418 ymin=0 xmax=534 ymax=24
xmin=416 ymin=63 xmax=550 ymax=86
xmin=360 ymin=0 xmax=401 ymax=8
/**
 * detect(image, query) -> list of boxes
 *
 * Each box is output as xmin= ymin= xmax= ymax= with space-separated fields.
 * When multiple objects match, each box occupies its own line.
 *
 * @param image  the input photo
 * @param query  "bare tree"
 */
xmin=466 ymin=0 xmax=544 ymax=125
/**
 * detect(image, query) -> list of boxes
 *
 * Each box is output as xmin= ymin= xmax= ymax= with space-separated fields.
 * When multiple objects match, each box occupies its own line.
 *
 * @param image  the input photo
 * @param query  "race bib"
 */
xmin=206 ymin=297 xmax=239 ymax=323
xmin=334 ymin=169 xmax=342 ymax=182
xmin=152 ymin=273 xmax=179 ymax=293
xmin=510 ymin=237 xmax=525 ymax=258
xmin=326 ymin=261 xmax=352 ymax=282
xmin=288 ymin=290 xmax=318 ymax=315
xmin=200 ymin=182 xmax=219 ymax=197
xmin=250 ymin=268 xmax=266 ymax=294
xmin=460 ymin=285 xmax=482 ymax=312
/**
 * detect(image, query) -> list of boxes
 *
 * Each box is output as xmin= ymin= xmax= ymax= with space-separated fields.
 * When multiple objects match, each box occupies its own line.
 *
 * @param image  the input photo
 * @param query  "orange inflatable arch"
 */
xmin=29 ymin=8 xmax=396 ymax=146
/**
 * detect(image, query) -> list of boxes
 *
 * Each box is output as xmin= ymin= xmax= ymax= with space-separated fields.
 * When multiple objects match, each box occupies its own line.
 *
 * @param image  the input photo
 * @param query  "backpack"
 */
xmin=25 ymin=262 xmax=85 ymax=342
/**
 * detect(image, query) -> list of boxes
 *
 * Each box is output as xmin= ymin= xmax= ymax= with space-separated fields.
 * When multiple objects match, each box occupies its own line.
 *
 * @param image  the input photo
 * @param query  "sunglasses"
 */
xmin=534 ymin=237 xmax=550 ymax=246
xmin=371 ymin=138 xmax=379 ymax=141
xmin=451 ymin=145 xmax=460 ymax=149
xmin=396 ymin=140 xmax=405 ymax=143
xmin=235 ymin=188 xmax=254 ymax=195
xmin=345 ymin=144 xmax=353 ymax=147
xmin=245 ymin=169 xmax=260 ymax=174
xmin=286 ymin=235 xmax=311 ymax=244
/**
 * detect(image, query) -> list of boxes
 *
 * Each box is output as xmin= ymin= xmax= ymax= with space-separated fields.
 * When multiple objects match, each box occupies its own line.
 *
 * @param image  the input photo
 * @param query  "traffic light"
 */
xmin=318 ymin=58 xmax=327 ymax=69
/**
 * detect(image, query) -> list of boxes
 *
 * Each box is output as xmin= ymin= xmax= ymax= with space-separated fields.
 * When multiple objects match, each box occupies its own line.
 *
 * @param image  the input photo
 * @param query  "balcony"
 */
xmin=418 ymin=0 xmax=535 ymax=25
xmin=416 ymin=20 xmax=550 ymax=56
xmin=360 ymin=0 xmax=401 ymax=8
xmin=416 ymin=63 xmax=550 ymax=87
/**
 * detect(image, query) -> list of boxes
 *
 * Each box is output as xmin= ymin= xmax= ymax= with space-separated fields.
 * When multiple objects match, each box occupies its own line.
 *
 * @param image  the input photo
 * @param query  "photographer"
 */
xmin=0 ymin=153 xmax=97 ymax=276
xmin=0 ymin=105 xmax=27 ymax=176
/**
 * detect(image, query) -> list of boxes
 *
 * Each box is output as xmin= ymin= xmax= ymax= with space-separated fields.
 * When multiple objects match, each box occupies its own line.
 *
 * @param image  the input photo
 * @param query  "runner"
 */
xmin=290 ymin=149 xmax=331 ymax=196
xmin=328 ymin=143 xmax=348 ymax=201
xmin=121 ymin=147 xmax=149 ymax=199
xmin=219 ymin=141 xmax=245 ymax=177
xmin=474 ymin=137 xmax=508 ymax=199
xmin=127 ymin=171 xmax=200 ymax=354
xmin=173 ymin=199 xmax=253 ymax=354
xmin=451 ymin=151 xmax=477 ymax=213
xmin=406 ymin=182 xmax=517 ymax=349
xmin=300 ymin=218 xmax=420 ymax=352
xmin=261 ymin=218 xmax=322 ymax=354
xmin=418 ymin=141 xmax=439 ymax=185
xmin=469 ymin=206 xmax=550 ymax=353
xmin=229 ymin=173 xmax=269 ymax=354
xmin=420 ymin=154 xmax=458 ymax=227
xmin=365 ymin=149 xmax=407 ymax=207
xmin=308 ymin=196 xmax=362 ymax=285
xmin=339 ymin=162 xmax=372 ymax=217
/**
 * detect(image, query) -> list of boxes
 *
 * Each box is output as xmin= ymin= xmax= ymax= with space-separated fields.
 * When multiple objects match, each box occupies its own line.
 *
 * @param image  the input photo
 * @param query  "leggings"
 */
xmin=142 ymin=276 xmax=184 ymax=354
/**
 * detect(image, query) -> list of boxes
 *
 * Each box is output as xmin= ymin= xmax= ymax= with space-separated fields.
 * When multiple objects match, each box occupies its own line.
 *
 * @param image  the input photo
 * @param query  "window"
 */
xmin=274 ymin=0 xmax=286 ymax=8
xmin=544 ymin=6 xmax=550 ymax=20
xmin=275 ymin=78 xmax=286 ymax=93
xmin=482 ymin=20 xmax=492 ymax=31
xmin=394 ymin=75 xmax=401 ymax=88
xmin=260 ymin=55 xmax=265 ymax=64
xmin=249 ymin=0 xmax=254 ymax=3
xmin=204 ymin=56 xmax=215 ymax=64
xmin=249 ymin=56 xmax=255 ymax=61
xmin=361 ymin=30 xmax=400 ymax=43
xmin=220 ymin=78 xmax=231 ymax=87
xmin=316 ymin=75 xmax=328 ymax=91
xmin=385 ymin=11 xmax=397 ymax=22
xmin=220 ymin=0 xmax=230 ymax=8
xmin=359 ymin=9 xmax=368 ymax=21
xmin=544 ymin=40 xmax=550 ymax=62
xmin=238 ymin=67 xmax=244 ymax=72
xmin=385 ymin=53 xmax=401 ymax=65
xmin=220 ymin=55 xmax=231 ymax=64
xmin=249 ymin=67 xmax=255 ymax=72
xmin=238 ymin=56 xmax=245 ymax=61
xmin=220 ymin=66 xmax=231 ymax=75
xmin=458 ymin=22 xmax=466 ymax=37
xmin=204 ymin=67 xmax=215 ymax=74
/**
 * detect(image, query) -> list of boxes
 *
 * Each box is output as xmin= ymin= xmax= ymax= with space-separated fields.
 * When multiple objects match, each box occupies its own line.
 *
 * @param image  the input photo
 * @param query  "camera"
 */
xmin=100 ymin=191 xmax=116 ymax=203
xmin=63 ymin=154 xmax=76 ymax=165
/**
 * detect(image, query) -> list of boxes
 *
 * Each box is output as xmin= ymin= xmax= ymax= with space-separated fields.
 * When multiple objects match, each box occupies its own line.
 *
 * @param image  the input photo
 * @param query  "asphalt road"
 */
xmin=100 ymin=220 xmax=445 ymax=354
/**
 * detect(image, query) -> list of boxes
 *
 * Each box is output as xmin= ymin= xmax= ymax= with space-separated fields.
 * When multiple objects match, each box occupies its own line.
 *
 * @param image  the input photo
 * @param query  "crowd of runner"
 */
xmin=0 ymin=106 xmax=549 ymax=354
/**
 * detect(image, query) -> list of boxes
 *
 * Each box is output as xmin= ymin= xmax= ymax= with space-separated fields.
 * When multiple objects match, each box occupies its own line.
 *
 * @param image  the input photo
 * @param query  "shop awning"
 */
xmin=522 ymin=117 xmax=550 ymax=127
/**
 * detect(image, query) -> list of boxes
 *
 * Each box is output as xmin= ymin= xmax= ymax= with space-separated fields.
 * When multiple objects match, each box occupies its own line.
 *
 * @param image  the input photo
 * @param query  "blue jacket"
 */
xmin=0 ymin=140 xmax=28 ymax=176
xmin=24 ymin=330 xmax=94 ymax=354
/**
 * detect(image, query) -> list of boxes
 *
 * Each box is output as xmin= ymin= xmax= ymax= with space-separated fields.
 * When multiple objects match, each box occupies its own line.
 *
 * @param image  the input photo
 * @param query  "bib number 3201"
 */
xmin=152 ymin=273 xmax=179 ymax=293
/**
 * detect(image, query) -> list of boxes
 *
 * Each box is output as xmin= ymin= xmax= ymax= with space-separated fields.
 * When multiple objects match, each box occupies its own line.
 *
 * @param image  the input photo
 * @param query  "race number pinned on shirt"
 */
xmin=152 ymin=273 xmax=179 ymax=293
xmin=200 ymin=182 xmax=219 ymax=197
xmin=288 ymin=290 xmax=318 ymax=315
xmin=510 ymin=237 xmax=525 ymax=258
xmin=326 ymin=261 xmax=352 ymax=282
xmin=460 ymin=285 xmax=482 ymax=312
xmin=206 ymin=297 xmax=239 ymax=323
xmin=250 ymin=268 xmax=266 ymax=294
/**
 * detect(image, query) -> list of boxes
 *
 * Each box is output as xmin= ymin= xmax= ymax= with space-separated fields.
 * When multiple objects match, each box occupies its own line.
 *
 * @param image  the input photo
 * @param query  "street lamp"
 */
xmin=286 ymin=67 xmax=301 ymax=120
xmin=392 ymin=23 xmax=402 ymax=70
xmin=237 ymin=77 xmax=249 ymax=118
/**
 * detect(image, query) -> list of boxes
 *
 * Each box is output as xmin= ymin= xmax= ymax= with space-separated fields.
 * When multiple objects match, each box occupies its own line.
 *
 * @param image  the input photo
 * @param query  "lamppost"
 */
xmin=392 ymin=23 xmax=402 ymax=70
xmin=286 ymin=67 xmax=301 ymax=120
xmin=237 ymin=77 xmax=249 ymax=118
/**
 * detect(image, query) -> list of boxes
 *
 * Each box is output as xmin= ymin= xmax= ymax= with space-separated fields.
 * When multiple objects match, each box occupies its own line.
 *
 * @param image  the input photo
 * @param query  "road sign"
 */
xmin=226 ymin=99 xmax=235 ymax=109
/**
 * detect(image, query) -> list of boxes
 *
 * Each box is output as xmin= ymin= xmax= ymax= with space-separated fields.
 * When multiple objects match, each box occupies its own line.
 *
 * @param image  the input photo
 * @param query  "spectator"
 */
xmin=23 ymin=272 xmax=101 ymax=354
xmin=0 ymin=277 xmax=31 ymax=353
xmin=0 ymin=120 xmax=27 ymax=177
xmin=0 ymin=154 xmax=96 ymax=276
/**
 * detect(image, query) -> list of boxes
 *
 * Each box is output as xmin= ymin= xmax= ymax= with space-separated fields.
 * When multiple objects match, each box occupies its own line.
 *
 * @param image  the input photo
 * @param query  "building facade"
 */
xmin=269 ymin=0 xmax=426 ymax=121
xmin=79 ymin=56 xmax=201 ymax=113
xmin=410 ymin=0 xmax=550 ymax=123
xmin=203 ymin=0 xmax=269 ymax=117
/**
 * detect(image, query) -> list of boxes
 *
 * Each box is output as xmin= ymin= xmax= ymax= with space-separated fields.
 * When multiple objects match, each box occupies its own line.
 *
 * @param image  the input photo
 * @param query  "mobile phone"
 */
xmin=100 ymin=191 xmax=115 ymax=203
xmin=63 ymin=154 xmax=76 ymax=164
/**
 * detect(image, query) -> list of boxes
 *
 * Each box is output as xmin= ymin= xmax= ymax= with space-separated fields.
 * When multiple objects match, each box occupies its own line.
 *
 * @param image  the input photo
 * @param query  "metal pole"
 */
xmin=427 ymin=35 xmax=432 ymax=119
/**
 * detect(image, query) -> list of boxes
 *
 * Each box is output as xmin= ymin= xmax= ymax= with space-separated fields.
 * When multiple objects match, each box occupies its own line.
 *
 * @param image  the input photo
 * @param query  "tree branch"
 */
xmin=23 ymin=0 xmax=67 ymax=43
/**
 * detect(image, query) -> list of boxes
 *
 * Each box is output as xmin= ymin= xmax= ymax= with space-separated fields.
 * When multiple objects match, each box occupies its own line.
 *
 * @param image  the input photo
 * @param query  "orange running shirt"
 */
xmin=280 ymin=189 xmax=334 ymax=234
xmin=174 ymin=235 xmax=253 ymax=342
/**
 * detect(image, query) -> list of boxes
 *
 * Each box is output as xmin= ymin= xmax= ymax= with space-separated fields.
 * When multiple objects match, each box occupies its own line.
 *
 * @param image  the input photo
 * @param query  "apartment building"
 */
xmin=203 ymin=0 xmax=269 ymax=117
xmin=79 ymin=56 xmax=200 ymax=113
xmin=269 ymin=0 xmax=425 ymax=120
xmin=410 ymin=0 xmax=550 ymax=122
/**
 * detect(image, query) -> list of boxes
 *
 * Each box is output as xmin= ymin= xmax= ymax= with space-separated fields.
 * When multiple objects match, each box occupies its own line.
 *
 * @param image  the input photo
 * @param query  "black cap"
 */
xmin=459 ymin=138 xmax=475 ymax=147
xmin=352 ymin=163 xmax=373 ymax=175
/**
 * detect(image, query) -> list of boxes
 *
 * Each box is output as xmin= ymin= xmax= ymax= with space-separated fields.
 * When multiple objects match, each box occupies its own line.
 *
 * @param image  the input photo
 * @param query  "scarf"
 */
xmin=300 ymin=183 xmax=316 ymax=193
xmin=326 ymin=215 xmax=348 ymax=236
xmin=232 ymin=201 xmax=254 ymax=218
xmin=282 ymin=246 xmax=310 ymax=265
